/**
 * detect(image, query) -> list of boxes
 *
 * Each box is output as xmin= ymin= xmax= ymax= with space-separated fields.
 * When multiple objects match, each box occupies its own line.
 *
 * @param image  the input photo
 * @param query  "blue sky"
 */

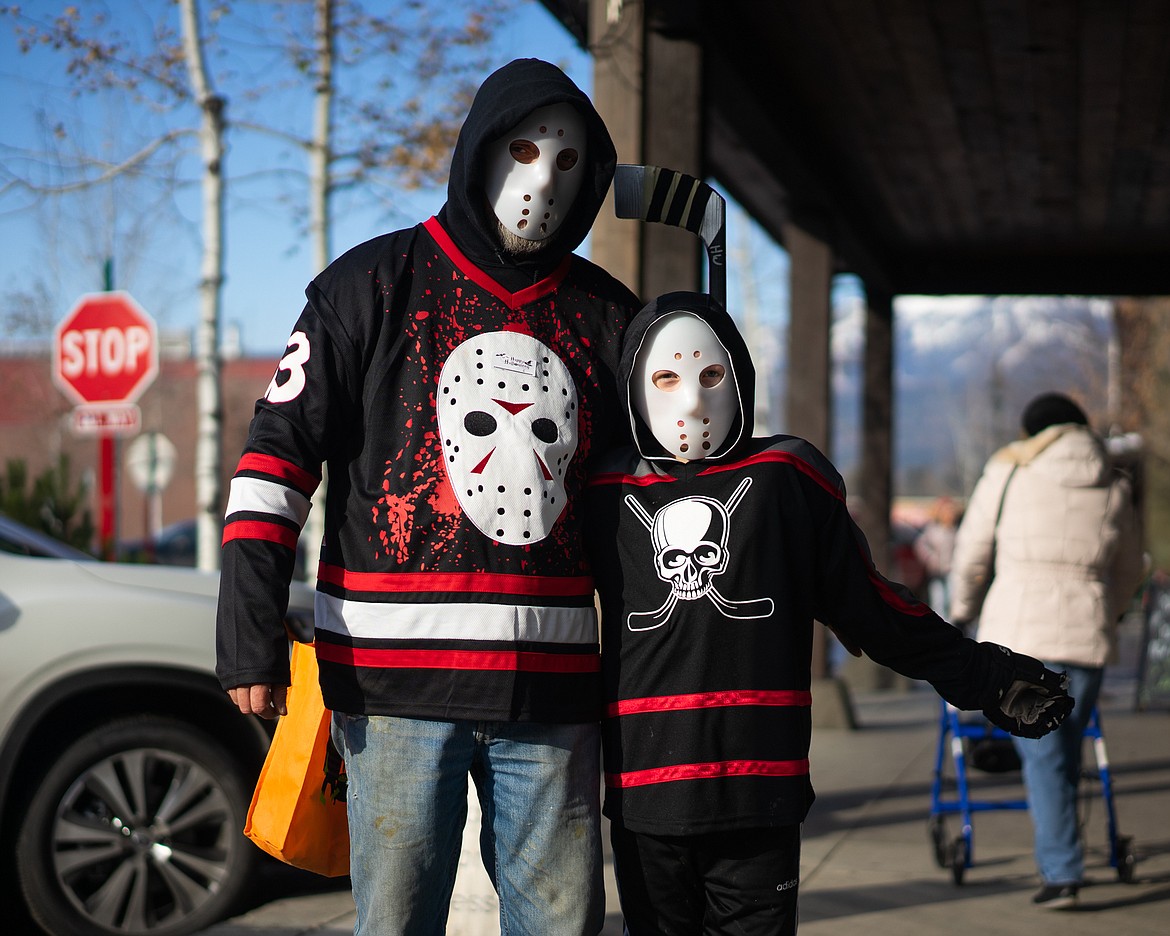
xmin=0 ymin=0 xmax=801 ymax=361
xmin=0 ymin=1 xmax=594 ymax=355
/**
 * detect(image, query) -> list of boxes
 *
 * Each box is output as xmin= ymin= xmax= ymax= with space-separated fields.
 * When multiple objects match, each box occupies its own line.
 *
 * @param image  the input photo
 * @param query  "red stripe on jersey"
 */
xmin=699 ymin=448 xmax=931 ymax=617
xmin=222 ymin=519 xmax=300 ymax=550
xmin=699 ymin=449 xmax=840 ymax=498
xmin=606 ymin=758 xmax=810 ymax=789
xmin=316 ymin=563 xmax=595 ymax=598
xmin=314 ymin=643 xmax=600 ymax=673
xmin=235 ymin=452 xmax=320 ymax=495
xmin=868 ymin=573 xmax=930 ymax=615
xmin=605 ymin=689 xmax=812 ymax=718
xmin=587 ymin=471 xmax=677 ymax=488
xmin=424 ymin=216 xmax=570 ymax=310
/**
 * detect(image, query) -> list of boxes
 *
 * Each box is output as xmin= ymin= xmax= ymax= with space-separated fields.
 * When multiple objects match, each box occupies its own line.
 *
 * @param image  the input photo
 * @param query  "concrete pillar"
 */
xmin=783 ymin=221 xmax=833 ymax=454
xmin=641 ymin=22 xmax=703 ymax=298
xmin=840 ymin=289 xmax=909 ymax=693
xmin=589 ymin=0 xmax=704 ymax=300
xmin=783 ymin=220 xmax=855 ymax=728
xmin=859 ymin=290 xmax=894 ymax=573
xmin=588 ymin=0 xmax=643 ymax=297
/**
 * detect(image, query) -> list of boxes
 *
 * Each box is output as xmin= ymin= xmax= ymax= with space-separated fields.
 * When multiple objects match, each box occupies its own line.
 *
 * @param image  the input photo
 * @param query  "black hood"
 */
xmin=437 ymin=58 xmax=617 ymax=288
xmin=619 ymin=291 xmax=757 ymax=463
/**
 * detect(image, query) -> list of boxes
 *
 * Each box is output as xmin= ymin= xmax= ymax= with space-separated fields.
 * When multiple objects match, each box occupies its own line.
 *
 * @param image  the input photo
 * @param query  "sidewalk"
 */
xmin=203 ymin=674 xmax=1170 ymax=936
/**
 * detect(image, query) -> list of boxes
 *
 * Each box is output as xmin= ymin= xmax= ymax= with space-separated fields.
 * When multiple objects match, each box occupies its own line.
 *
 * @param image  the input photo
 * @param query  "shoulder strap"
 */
xmin=990 ymin=464 xmax=1019 ymax=568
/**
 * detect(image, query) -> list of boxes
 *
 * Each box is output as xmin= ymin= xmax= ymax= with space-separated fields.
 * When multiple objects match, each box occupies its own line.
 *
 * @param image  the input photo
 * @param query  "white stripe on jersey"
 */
xmin=314 ymin=592 xmax=598 ymax=644
xmin=226 ymin=475 xmax=312 ymax=527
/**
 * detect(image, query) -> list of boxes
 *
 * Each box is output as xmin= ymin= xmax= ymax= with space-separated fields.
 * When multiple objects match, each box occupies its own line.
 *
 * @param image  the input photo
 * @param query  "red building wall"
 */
xmin=0 ymin=353 xmax=282 ymax=549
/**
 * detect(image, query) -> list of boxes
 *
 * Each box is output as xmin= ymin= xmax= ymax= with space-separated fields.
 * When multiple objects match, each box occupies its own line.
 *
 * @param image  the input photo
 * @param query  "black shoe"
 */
xmin=1032 ymin=883 xmax=1079 ymax=909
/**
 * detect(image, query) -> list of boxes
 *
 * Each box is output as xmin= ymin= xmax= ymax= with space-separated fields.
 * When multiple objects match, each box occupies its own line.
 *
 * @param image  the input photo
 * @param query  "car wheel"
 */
xmin=17 ymin=715 xmax=258 ymax=936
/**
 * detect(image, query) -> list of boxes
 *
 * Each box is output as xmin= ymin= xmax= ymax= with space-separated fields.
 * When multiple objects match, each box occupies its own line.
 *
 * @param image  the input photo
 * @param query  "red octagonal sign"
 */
xmin=53 ymin=291 xmax=159 ymax=406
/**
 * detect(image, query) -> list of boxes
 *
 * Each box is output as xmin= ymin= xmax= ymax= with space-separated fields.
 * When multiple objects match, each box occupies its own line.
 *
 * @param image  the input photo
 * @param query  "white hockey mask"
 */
xmin=437 ymin=331 xmax=579 ymax=544
xmin=632 ymin=312 xmax=739 ymax=461
xmin=484 ymin=103 xmax=587 ymax=242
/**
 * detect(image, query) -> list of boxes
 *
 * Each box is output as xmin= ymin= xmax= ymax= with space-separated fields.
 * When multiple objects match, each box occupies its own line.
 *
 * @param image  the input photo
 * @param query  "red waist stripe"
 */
xmin=314 ymin=643 xmax=600 ymax=674
xmin=316 ymin=563 xmax=594 ymax=598
xmin=606 ymin=758 xmax=810 ymax=789
xmin=606 ymin=689 xmax=812 ymax=718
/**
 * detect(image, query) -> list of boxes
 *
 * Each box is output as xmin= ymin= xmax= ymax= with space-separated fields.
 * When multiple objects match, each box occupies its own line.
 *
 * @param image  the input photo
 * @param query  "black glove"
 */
xmin=979 ymin=643 xmax=1074 ymax=739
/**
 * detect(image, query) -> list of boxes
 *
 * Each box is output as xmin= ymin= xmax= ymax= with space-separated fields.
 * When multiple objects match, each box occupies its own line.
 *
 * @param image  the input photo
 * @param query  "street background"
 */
xmin=200 ymin=614 xmax=1170 ymax=936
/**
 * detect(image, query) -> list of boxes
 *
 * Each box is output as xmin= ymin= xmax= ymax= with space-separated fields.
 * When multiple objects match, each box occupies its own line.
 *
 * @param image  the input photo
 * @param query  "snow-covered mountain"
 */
xmin=739 ymin=294 xmax=1115 ymax=497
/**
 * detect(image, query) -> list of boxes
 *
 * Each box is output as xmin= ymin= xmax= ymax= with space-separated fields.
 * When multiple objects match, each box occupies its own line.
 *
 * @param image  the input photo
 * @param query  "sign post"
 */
xmin=53 ymin=291 xmax=159 ymax=558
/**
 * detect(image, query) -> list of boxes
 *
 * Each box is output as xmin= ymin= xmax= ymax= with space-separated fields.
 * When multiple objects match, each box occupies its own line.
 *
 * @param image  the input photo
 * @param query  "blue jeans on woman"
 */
xmin=331 ymin=714 xmax=603 ymax=936
xmin=1012 ymin=664 xmax=1103 ymax=886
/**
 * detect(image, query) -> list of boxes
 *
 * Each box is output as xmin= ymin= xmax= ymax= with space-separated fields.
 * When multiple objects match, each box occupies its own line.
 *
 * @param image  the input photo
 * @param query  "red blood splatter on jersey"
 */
xmin=427 ymin=470 xmax=460 ymax=517
xmin=379 ymin=493 xmax=413 ymax=564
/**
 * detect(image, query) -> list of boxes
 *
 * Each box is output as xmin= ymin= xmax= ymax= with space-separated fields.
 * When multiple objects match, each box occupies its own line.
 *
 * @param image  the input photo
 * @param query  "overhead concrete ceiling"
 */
xmin=540 ymin=0 xmax=1170 ymax=296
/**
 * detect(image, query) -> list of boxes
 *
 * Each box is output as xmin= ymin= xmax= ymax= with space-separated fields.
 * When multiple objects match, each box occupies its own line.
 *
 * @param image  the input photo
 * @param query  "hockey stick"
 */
xmin=613 ymin=164 xmax=727 ymax=309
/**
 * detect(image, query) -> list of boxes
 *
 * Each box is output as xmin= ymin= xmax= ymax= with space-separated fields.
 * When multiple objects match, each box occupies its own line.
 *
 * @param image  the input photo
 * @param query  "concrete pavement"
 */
xmin=202 ymin=664 xmax=1170 ymax=935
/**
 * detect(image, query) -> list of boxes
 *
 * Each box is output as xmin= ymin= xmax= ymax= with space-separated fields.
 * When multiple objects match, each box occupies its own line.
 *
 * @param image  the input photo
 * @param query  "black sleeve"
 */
xmin=793 ymin=440 xmax=997 ymax=711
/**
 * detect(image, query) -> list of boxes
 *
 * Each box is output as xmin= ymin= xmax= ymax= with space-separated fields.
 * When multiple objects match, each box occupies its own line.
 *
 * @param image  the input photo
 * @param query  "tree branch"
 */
xmin=0 ymin=128 xmax=194 ymax=196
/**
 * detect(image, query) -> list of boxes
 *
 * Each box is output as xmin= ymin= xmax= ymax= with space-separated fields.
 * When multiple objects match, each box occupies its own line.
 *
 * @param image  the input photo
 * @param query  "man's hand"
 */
xmin=228 ymin=684 xmax=288 ymax=719
xmin=980 ymin=644 xmax=1073 ymax=739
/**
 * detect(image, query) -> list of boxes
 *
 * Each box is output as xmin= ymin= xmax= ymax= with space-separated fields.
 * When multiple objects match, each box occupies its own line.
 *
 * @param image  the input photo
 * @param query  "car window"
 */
xmin=0 ymin=514 xmax=96 ymax=560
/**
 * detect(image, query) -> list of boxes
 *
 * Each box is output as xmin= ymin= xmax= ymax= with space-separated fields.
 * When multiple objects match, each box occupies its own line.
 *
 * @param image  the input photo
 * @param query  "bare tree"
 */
xmin=179 ymin=0 xmax=228 ymax=571
xmin=3 ymin=0 xmax=508 ymax=571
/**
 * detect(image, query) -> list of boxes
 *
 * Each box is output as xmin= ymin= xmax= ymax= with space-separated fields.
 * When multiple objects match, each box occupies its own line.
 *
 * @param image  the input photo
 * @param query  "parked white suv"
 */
xmin=0 ymin=514 xmax=315 ymax=936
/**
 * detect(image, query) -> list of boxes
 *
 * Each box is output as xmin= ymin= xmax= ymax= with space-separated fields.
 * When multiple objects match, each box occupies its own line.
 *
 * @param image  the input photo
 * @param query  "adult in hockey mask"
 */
xmin=484 ymin=102 xmax=587 ymax=253
xmin=625 ymin=293 xmax=751 ymax=463
xmin=218 ymin=58 xmax=640 ymax=936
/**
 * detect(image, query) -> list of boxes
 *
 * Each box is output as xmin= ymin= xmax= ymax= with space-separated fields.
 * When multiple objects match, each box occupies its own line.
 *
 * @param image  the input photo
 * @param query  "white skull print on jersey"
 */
xmin=624 ymin=478 xmax=774 ymax=630
xmin=437 ymin=330 xmax=578 ymax=545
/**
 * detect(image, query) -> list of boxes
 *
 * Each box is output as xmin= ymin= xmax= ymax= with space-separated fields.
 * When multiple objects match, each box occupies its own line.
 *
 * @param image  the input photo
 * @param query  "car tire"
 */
xmin=16 ymin=715 xmax=259 ymax=936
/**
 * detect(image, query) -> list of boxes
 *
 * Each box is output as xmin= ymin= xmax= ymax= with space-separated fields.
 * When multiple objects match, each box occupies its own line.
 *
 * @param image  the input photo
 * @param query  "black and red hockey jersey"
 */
xmin=585 ymin=293 xmax=1013 ymax=835
xmin=216 ymin=59 xmax=639 ymax=723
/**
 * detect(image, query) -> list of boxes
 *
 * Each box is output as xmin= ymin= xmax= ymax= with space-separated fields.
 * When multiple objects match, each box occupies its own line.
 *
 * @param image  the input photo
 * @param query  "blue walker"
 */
xmin=927 ymin=700 xmax=1135 ymax=884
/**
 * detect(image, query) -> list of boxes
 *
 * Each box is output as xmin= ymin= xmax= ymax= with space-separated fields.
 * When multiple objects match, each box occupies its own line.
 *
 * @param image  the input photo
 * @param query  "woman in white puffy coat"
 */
xmin=950 ymin=392 xmax=1145 ymax=909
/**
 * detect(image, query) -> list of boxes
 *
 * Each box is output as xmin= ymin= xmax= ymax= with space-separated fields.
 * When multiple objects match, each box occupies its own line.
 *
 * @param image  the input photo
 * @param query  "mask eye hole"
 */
xmin=699 ymin=364 xmax=725 ymax=389
xmin=510 ymin=140 xmax=539 ymax=164
xmin=531 ymin=417 xmax=558 ymax=444
xmin=651 ymin=369 xmax=680 ymax=391
xmin=556 ymin=148 xmax=579 ymax=171
xmin=465 ymin=411 xmax=498 ymax=437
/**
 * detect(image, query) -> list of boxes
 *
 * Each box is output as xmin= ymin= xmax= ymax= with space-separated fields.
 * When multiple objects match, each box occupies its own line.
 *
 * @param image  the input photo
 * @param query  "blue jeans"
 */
xmin=1012 ymin=664 xmax=1103 ymax=886
xmin=331 ymin=714 xmax=603 ymax=936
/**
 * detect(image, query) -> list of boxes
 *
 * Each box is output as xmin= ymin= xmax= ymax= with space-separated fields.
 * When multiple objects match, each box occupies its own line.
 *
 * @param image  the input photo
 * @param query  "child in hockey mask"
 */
xmin=585 ymin=291 xmax=1071 ymax=936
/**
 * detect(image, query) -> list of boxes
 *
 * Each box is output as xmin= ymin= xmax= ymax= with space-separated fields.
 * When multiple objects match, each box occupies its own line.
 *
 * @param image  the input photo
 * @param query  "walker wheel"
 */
xmin=1116 ymin=835 xmax=1136 ymax=883
xmin=949 ymin=836 xmax=969 ymax=885
xmin=928 ymin=816 xmax=948 ymax=868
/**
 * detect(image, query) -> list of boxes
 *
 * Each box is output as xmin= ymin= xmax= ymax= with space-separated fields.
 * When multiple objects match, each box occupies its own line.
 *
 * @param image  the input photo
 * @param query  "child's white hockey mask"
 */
xmin=484 ymin=103 xmax=587 ymax=242
xmin=632 ymin=312 xmax=739 ymax=461
xmin=437 ymin=330 xmax=578 ymax=544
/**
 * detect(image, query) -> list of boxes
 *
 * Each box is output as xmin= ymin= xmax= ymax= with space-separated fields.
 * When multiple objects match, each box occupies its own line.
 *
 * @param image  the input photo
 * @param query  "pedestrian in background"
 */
xmin=915 ymin=495 xmax=961 ymax=618
xmin=950 ymin=391 xmax=1145 ymax=910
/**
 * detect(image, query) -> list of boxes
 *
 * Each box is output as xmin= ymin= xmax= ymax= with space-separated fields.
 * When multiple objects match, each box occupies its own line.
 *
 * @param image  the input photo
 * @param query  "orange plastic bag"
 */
xmin=244 ymin=641 xmax=350 ymax=877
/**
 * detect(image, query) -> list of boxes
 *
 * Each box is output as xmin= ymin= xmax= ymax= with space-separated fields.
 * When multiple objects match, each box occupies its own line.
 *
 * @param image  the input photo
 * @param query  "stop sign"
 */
xmin=53 ymin=292 xmax=159 ymax=406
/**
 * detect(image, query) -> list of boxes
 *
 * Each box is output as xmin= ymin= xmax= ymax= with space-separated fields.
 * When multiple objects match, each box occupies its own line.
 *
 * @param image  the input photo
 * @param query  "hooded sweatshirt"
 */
xmin=216 ymin=59 xmax=639 ymax=723
xmin=585 ymin=293 xmax=1010 ymax=835
xmin=950 ymin=424 xmax=1144 ymax=666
